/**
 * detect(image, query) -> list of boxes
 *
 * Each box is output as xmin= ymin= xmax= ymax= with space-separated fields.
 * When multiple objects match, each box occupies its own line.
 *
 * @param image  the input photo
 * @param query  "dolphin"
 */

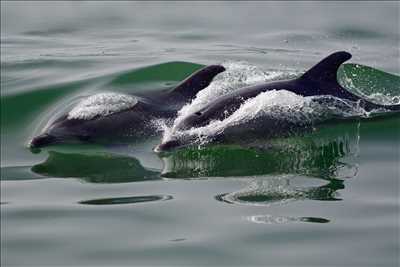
xmin=29 ymin=64 xmax=225 ymax=148
xmin=156 ymin=51 xmax=400 ymax=151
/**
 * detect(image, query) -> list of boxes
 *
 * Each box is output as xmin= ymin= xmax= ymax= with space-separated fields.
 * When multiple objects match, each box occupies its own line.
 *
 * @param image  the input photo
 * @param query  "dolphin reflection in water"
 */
xmin=158 ymin=120 xmax=363 ymax=224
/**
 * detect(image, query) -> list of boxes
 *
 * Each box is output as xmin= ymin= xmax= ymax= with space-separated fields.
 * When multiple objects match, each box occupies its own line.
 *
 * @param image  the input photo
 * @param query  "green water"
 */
xmin=1 ymin=2 xmax=399 ymax=267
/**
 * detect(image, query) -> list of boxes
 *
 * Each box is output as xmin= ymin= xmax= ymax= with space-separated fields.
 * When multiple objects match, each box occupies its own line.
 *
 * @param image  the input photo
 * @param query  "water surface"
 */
xmin=1 ymin=2 xmax=399 ymax=266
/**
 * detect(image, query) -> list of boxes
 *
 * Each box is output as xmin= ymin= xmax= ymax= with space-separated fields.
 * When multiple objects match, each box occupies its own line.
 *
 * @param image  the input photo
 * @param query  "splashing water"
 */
xmin=340 ymin=64 xmax=400 ymax=105
xmin=217 ymin=177 xmax=309 ymax=207
xmin=162 ymin=89 xmax=370 ymax=147
xmin=175 ymin=90 xmax=313 ymax=140
xmin=175 ymin=61 xmax=300 ymax=125
xmin=161 ymin=61 xmax=300 ymax=143
xmin=68 ymin=92 xmax=138 ymax=120
xmin=367 ymin=93 xmax=400 ymax=104
xmin=160 ymin=61 xmax=395 ymax=148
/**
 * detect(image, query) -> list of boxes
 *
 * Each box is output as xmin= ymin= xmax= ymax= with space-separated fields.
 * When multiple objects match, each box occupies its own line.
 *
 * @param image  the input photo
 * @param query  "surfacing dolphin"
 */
xmin=156 ymin=51 xmax=400 ymax=152
xmin=30 ymin=64 xmax=225 ymax=148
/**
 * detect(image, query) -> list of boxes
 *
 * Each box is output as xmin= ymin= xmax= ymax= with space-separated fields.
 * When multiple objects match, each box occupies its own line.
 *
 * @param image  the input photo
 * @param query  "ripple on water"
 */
xmin=79 ymin=195 xmax=173 ymax=205
xmin=215 ymin=176 xmax=343 ymax=207
xmin=247 ymin=215 xmax=330 ymax=224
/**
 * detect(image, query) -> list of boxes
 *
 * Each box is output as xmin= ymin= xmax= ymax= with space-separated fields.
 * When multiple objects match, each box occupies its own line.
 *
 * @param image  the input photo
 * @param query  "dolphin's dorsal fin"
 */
xmin=172 ymin=65 xmax=225 ymax=99
xmin=300 ymin=51 xmax=352 ymax=85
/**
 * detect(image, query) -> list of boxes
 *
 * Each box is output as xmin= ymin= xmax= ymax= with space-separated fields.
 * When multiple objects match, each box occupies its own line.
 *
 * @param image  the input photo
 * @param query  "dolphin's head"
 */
xmin=29 ymin=130 xmax=91 ymax=148
xmin=155 ymin=105 xmax=225 ymax=153
xmin=30 ymin=133 xmax=58 ymax=148
xmin=153 ymin=112 xmax=205 ymax=153
xmin=30 ymin=116 xmax=91 ymax=149
xmin=155 ymin=135 xmax=204 ymax=152
xmin=154 ymin=139 xmax=184 ymax=152
xmin=174 ymin=109 xmax=211 ymax=132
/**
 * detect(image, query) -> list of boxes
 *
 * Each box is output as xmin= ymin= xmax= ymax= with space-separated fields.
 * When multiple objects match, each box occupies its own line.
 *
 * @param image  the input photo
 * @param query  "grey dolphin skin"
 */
xmin=156 ymin=51 xmax=400 ymax=151
xmin=30 ymin=65 xmax=225 ymax=148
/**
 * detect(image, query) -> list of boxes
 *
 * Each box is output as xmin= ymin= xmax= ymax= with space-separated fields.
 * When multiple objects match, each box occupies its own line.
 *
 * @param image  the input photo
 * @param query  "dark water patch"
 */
xmin=23 ymin=27 xmax=79 ymax=37
xmin=175 ymin=32 xmax=220 ymax=41
xmin=1 ymin=60 xmax=97 ymax=97
xmin=160 ymin=122 xmax=360 ymax=179
xmin=0 ymin=202 xmax=10 ymax=205
xmin=322 ymin=115 xmax=400 ymax=143
xmin=1 ymin=58 xmax=95 ymax=71
xmin=339 ymin=63 xmax=400 ymax=101
xmin=109 ymin=61 xmax=203 ymax=87
xmin=233 ymin=192 xmax=302 ymax=203
xmin=248 ymin=214 xmax=330 ymax=224
xmin=169 ymin=238 xmax=187 ymax=242
xmin=216 ymin=177 xmax=343 ymax=207
xmin=331 ymin=27 xmax=389 ymax=40
xmin=31 ymin=151 xmax=160 ymax=183
xmin=79 ymin=195 xmax=173 ymax=205
xmin=299 ymin=217 xmax=330 ymax=223
xmin=0 ymin=80 xmax=90 ymax=128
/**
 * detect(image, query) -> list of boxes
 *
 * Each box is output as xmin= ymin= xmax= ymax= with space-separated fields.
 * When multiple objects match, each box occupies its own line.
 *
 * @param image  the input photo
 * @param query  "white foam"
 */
xmin=160 ymin=61 xmax=389 ymax=147
xmin=162 ymin=89 xmax=368 ymax=146
xmin=182 ymin=90 xmax=314 ymax=138
xmin=67 ymin=92 xmax=138 ymax=120
xmin=161 ymin=61 xmax=300 ymax=143
xmin=175 ymin=61 xmax=299 ymax=126
xmin=364 ymin=93 xmax=400 ymax=105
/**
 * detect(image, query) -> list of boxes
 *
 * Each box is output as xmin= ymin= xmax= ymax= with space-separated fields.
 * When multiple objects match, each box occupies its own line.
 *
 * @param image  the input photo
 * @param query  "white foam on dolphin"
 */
xmin=68 ymin=92 xmax=138 ymax=120
xmin=160 ymin=61 xmax=394 ymax=147
xmin=162 ymin=90 xmax=368 ymax=145
xmin=161 ymin=61 xmax=300 ymax=142
xmin=175 ymin=61 xmax=300 ymax=126
xmin=178 ymin=90 xmax=315 ymax=139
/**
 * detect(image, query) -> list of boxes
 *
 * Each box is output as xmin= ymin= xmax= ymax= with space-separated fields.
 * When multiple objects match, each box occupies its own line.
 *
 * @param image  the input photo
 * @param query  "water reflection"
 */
xmin=158 ymin=122 xmax=360 ymax=225
xmin=79 ymin=195 xmax=172 ymax=205
xmin=160 ymin=122 xmax=360 ymax=179
xmin=31 ymin=151 xmax=160 ymax=183
xmin=216 ymin=176 xmax=340 ymax=224
xmin=216 ymin=177 xmax=343 ymax=207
